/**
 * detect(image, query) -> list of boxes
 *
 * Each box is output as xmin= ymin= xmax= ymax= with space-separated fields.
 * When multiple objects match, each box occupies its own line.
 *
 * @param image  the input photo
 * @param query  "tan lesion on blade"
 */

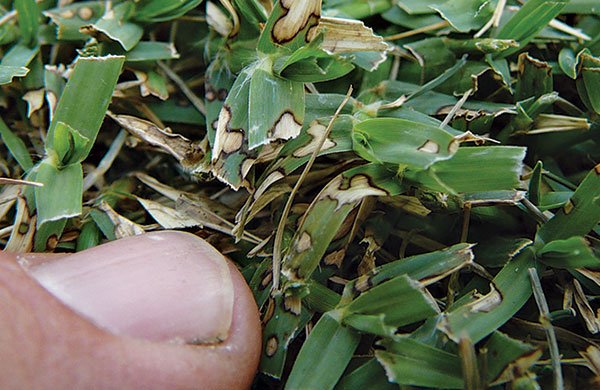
xmin=283 ymin=295 xmax=302 ymax=315
xmin=265 ymin=336 xmax=279 ymax=357
xmin=563 ymin=198 xmax=575 ymax=215
xmin=241 ymin=158 xmax=256 ymax=178
xmin=269 ymin=111 xmax=303 ymax=141
xmin=212 ymin=105 xmax=245 ymax=158
xmin=417 ymin=140 xmax=441 ymax=154
xmin=308 ymin=17 xmax=390 ymax=54
xmin=296 ymin=232 xmax=312 ymax=252
xmin=468 ymin=282 xmax=503 ymax=313
xmin=322 ymin=174 xmax=389 ymax=211
xmin=107 ymin=112 xmax=203 ymax=165
xmin=272 ymin=0 xmax=321 ymax=44
xmin=254 ymin=171 xmax=285 ymax=201
xmin=292 ymin=120 xmax=336 ymax=158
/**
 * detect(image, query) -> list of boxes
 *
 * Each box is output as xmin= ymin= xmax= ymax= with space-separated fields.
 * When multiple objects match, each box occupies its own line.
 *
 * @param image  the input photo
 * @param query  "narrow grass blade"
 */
xmin=45 ymin=55 xmax=124 ymax=166
xmin=352 ymin=118 xmax=458 ymax=168
xmin=282 ymin=163 xmax=404 ymax=282
xmin=257 ymin=0 xmax=321 ymax=54
xmin=211 ymin=64 xmax=256 ymax=189
xmin=44 ymin=2 xmax=105 ymax=41
xmin=375 ymin=337 xmax=464 ymax=389
xmin=248 ymin=65 xmax=304 ymax=149
xmin=335 ymin=358 xmax=396 ymax=390
xmin=205 ymin=58 xmax=235 ymax=145
xmin=0 ymin=65 xmax=29 ymax=84
xmin=341 ymin=243 xmax=474 ymax=302
xmin=404 ymin=146 xmax=526 ymax=194
xmin=515 ymin=53 xmax=553 ymax=100
xmin=0 ymin=116 xmax=33 ymax=170
xmin=537 ymin=164 xmax=600 ymax=244
xmin=579 ymin=52 xmax=600 ymax=114
xmin=484 ymin=331 xmax=538 ymax=385
xmin=495 ymin=0 xmax=569 ymax=58
xmin=285 ymin=312 xmax=360 ymax=390
xmin=15 ymin=0 xmax=40 ymax=48
xmin=84 ymin=2 xmax=142 ymax=51
xmin=431 ymin=0 xmax=494 ymax=32
xmin=132 ymin=0 xmax=204 ymax=23
xmin=539 ymin=236 xmax=600 ymax=269
xmin=439 ymin=247 xmax=535 ymax=343
xmin=260 ymin=294 xmax=312 ymax=378
xmin=99 ymin=41 xmax=179 ymax=62
xmin=342 ymin=274 xmax=440 ymax=336
xmin=0 ymin=43 xmax=38 ymax=67
xmin=34 ymin=160 xmax=82 ymax=225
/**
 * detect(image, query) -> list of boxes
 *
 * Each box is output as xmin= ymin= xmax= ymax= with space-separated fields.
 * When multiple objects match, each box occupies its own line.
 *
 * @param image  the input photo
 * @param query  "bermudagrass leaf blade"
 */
xmin=439 ymin=247 xmax=535 ymax=343
xmin=375 ymin=338 xmax=464 ymax=389
xmin=282 ymin=163 xmax=404 ymax=282
xmin=34 ymin=160 xmax=83 ymax=225
xmin=285 ymin=312 xmax=360 ymax=390
xmin=248 ymin=66 xmax=304 ymax=149
xmin=495 ymin=0 xmax=569 ymax=58
xmin=352 ymin=118 xmax=459 ymax=168
xmin=537 ymin=164 xmax=600 ymax=244
xmin=45 ymin=55 xmax=124 ymax=166
xmin=257 ymin=0 xmax=321 ymax=54
xmin=342 ymin=274 xmax=440 ymax=335
xmin=212 ymin=64 xmax=256 ymax=189
xmin=260 ymin=294 xmax=312 ymax=378
xmin=404 ymin=146 xmax=526 ymax=194
xmin=538 ymin=236 xmax=600 ymax=269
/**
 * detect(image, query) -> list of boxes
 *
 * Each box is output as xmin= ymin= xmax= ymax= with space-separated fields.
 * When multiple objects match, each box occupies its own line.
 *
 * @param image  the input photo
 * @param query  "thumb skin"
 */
xmin=0 ymin=231 xmax=262 ymax=390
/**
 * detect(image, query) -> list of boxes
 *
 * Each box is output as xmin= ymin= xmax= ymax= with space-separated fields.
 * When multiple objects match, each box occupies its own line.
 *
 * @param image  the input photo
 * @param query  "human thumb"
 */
xmin=0 ymin=231 xmax=261 ymax=389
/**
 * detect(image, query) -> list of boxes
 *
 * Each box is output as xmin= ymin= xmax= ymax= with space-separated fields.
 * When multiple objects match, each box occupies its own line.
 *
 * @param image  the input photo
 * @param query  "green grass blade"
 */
xmin=260 ymin=294 xmax=312 ymax=378
xmin=34 ymin=160 xmax=83 ymax=225
xmin=285 ymin=312 xmax=360 ymax=390
xmin=0 ymin=115 xmax=33 ymax=170
xmin=341 ymin=243 xmax=474 ymax=303
xmin=431 ymin=0 xmax=494 ymax=32
xmin=342 ymin=274 xmax=440 ymax=336
xmin=15 ymin=0 xmax=40 ymax=48
xmin=440 ymin=247 xmax=535 ymax=343
xmin=537 ymin=164 xmax=600 ymax=244
xmin=45 ymin=55 xmax=124 ymax=166
xmin=211 ymin=64 xmax=255 ymax=189
xmin=335 ymin=358 xmax=396 ymax=390
xmin=483 ymin=331 xmax=538 ymax=384
xmin=538 ymin=236 xmax=600 ymax=269
xmin=0 ymin=42 xmax=38 ymax=67
xmin=352 ymin=118 xmax=458 ymax=168
xmin=404 ymin=146 xmax=526 ymax=194
xmin=86 ymin=2 xmax=143 ymax=51
xmin=495 ymin=0 xmax=569 ymax=58
xmin=282 ymin=163 xmax=404 ymax=282
xmin=99 ymin=41 xmax=180 ymax=62
xmin=132 ymin=0 xmax=204 ymax=23
xmin=579 ymin=52 xmax=600 ymax=114
xmin=0 ymin=65 xmax=29 ymax=84
xmin=375 ymin=337 xmax=464 ymax=389
xmin=257 ymin=0 xmax=321 ymax=54
xmin=248 ymin=65 xmax=304 ymax=149
xmin=44 ymin=2 xmax=105 ymax=41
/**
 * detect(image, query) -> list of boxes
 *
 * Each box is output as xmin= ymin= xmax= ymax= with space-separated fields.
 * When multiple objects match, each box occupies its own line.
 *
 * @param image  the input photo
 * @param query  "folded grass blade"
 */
xmin=375 ymin=337 xmax=464 ymax=388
